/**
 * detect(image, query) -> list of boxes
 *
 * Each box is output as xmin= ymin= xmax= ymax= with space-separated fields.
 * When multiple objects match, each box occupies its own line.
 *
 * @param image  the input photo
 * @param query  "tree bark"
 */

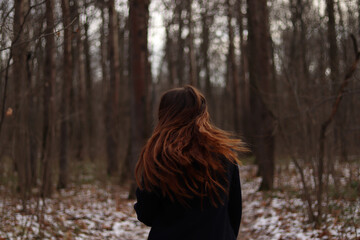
xmin=70 ymin=0 xmax=86 ymax=162
xmin=100 ymin=5 xmax=108 ymax=110
xmin=237 ymin=0 xmax=250 ymax=140
xmin=186 ymin=0 xmax=197 ymax=87
xmin=12 ymin=0 xmax=31 ymax=204
xmin=200 ymin=0 xmax=212 ymax=110
xmin=84 ymin=2 xmax=95 ymax=162
xmin=41 ymin=0 xmax=56 ymax=197
xmin=317 ymin=0 xmax=340 ymax=225
xmin=247 ymin=0 xmax=275 ymax=190
xmin=105 ymin=0 xmax=121 ymax=176
xmin=358 ymin=0 xmax=360 ymax=36
xmin=326 ymin=0 xmax=339 ymax=94
xmin=176 ymin=0 xmax=185 ymax=86
xmin=327 ymin=0 xmax=345 ymax=165
xmin=165 ymin=26 xmax=176 ymax=88
xmin=58 ymin=0 xmax=72 ymax=189
xmin=129 ymin=0 xmax=150 ymax=198
xmin=226 ymin=0 xmax=241 ymax=134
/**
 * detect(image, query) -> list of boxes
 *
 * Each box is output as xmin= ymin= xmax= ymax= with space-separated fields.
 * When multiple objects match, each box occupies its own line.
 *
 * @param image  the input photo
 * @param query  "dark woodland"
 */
xmin=0 ymin=0 xmax=359 ymax=238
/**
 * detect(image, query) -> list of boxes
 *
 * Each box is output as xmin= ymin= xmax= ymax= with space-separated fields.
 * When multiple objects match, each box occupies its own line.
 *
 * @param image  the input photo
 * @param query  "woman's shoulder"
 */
xmin=216 ymin=153 xmax=238 ymax=169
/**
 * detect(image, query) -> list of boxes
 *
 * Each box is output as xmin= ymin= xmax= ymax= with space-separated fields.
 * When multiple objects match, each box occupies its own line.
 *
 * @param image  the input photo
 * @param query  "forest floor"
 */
xmin=238 ymin=164 xmax=359 ymax=240
xmin=0 ymin=163 xmax=359 ymax=239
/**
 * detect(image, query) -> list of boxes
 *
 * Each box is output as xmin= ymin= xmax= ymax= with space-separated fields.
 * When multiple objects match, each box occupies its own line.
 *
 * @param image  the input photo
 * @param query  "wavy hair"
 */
xmin=135 ymin=85 xmax=248 ymax=206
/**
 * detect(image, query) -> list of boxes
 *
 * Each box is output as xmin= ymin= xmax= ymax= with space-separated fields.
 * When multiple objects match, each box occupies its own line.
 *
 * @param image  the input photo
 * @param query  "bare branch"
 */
xmin=0 ymin=17 xmax=77 ymax=52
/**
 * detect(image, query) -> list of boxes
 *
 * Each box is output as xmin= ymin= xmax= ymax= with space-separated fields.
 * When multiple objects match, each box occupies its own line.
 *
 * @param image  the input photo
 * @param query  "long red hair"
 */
xmin=135 ymin=85 xmax=248 ymax=206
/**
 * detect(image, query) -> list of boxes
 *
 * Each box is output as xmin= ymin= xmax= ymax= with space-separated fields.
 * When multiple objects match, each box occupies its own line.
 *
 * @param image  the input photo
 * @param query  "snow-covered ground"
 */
xmin=0 ymin=186 xmax=150 ymax=239
xmin=239 ymin=164 xmax=360 ymax=240
xmin=0 ymin=164 xmax=359 ymax=239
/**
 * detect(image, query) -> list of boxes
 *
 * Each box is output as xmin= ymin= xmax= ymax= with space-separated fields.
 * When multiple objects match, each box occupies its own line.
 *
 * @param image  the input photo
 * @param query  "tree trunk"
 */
xmin=26 ymin=47 xmax=37 ymax=188
xmin=237 ymin=0 xmax=250 ymax=140
xmin=358 ymin=0 xmax=360 ymax=36
xmin=357 ymin=0 xmax=360 ymax=36
xmin=118 ymin=16 xmax=132 ymax=183
xmin=336 ymin=1 xmax=348 ymax=164
xmin=226 ymin=0 xmax=241 ymax=134
xmin=176 ymin=0 xmax=185 ymax=86
xmin=84 ymin=2 xmax=95 ymax=162
xmin=165 ymin=26 xmax=176 ymax=88
xmin=186 ymin=0 xmax=197 ymax=87
xmin=247 ymin=0 xmax=275 ymax=190
xmin=327 ymin=0 xmax=345 ymax=166
xmin=71 ymin=0 xmax=86 ymax=162
xmin=100 ymin=5 xmax=110 ymax=171
xmin=105 ymin=0 xmax=121 ymax=176
xmin=41 ymin=0 xmax=56 ymax=197
xmin=200 ymin=0 xmax=212 ymax=112
xmin=129 ymin=0 xmax=150 ymax=199
xmin=326 ymin=0 xmax=339 ymax=94
xmin=317 ymin=0 xmax=340 ymax=225
xmin=13 ymin=0 xmax=31 ymax=204
xmin=58 ymin=0 xmax=72 ymax=189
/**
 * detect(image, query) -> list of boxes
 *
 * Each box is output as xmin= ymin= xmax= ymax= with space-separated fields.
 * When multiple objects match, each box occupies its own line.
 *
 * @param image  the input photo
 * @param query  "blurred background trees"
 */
xmin=0 ymin=0 xmax=359 ymax=227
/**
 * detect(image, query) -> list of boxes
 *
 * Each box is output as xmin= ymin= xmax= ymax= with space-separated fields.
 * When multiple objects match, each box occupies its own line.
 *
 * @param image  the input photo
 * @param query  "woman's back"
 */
xmin=135 ymin=157 xmax=242 ymax=240
xmin=134 ymin=86 xmax=246 ymax=240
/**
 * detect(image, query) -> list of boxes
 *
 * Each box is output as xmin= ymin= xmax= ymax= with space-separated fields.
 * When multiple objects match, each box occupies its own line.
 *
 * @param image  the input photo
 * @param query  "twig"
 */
xmin=0 ymin=5 xmax=15 ymax=34
xmin=0 ymin=17 xmax=77 ymax=52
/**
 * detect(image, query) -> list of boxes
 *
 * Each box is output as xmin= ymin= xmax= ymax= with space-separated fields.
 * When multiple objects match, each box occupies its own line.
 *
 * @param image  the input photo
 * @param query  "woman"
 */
xmin=134 ymin=85 xmax=247 ymax=240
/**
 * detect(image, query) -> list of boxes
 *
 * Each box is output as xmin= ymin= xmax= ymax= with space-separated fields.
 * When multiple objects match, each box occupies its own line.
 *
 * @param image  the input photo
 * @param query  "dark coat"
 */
xmin=134 ymin=159 xmax=242 ymax=240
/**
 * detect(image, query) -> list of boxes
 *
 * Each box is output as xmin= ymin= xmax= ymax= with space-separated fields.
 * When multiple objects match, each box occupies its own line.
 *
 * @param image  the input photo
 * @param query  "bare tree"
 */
xmin=84 ymin=1 xmax=95 ymax=162
xmin=247 ymin=0 xmax=275 ymax=190
xmin=129 ymin=0 xmax=150 ymax=198
xmin=176 ymin=0 xmax=185 ymax=86
xmin=236 ymin=0 xmax=250 ymax=140
xmin=105 ymin=0 xmax=121 ymax=176
xmin=71 ymin=0 xmax=86 ymax=162
xmin=199 ymin=0 xmax=215 ymax=115
xmin=226 ymin=0 xmax=241 ymax=134
xmin=187 ymin=0 xmax=197 ymax=87
xmin=58 ymin=0 xmax=72 ymax=189
xmin=12 ymin=0 xmax=32 ymax=205
xmin=165 ymin=25 xmax=176 ymax=88
xmin=41 ymin=0 xmax=56 ymax=197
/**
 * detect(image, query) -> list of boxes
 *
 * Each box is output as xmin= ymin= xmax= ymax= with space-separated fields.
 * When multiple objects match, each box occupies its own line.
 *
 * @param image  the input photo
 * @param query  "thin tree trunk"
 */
xmin=100 ymin=5 xmax=109 ymax=168
xmin=58 ymin=0 xmax=72 ymax=189
xmin=326 ymin=0 xmax=339 ymax=96
xmin=84 ymin=2 xmax=94 ymax=162
xmin=13 ymin=0 xmax=31 ymax=205
xmin=100 ymin=6 xmax=108 ymax=109
xmin=129 ymin=0 xmax=150 ymax=199
xmin=247 ymin=0 xmax=275 ymax=190
xmin=69 ymin=0 xmax=86 ymax=162
xmin=41 ymin=0 xmax=56 ymax=197
xmin=187 ymin=0 xmax=197 ymax=87
xmin=200 ymin=0 xmax=212 ymax=110
xmin=26 ymin=38 xmax=36 ymax=188
xmin=227 ymin=0 xmax=241 ymax=134
xmin=176 ymin=0 xmax=185 ymax=86
xmin=317 ymin=0 xmax=341 ymax=225
xmin=358 ymin=0 xmax=360 ymax=36
xmin=237 ymin=0 xmax=250 ymax=140
xmin=165 ymin=26 xmax=176 ymax=88
xmin=298 ymin=0 xmax=309 ymax=85
xmin=106 ymin=0 xmax=121 ymax=176
xmin=119 ymin=17 xmax=132 ymax=183
xmin=336 ymin=1 xmax=348 ymax=163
